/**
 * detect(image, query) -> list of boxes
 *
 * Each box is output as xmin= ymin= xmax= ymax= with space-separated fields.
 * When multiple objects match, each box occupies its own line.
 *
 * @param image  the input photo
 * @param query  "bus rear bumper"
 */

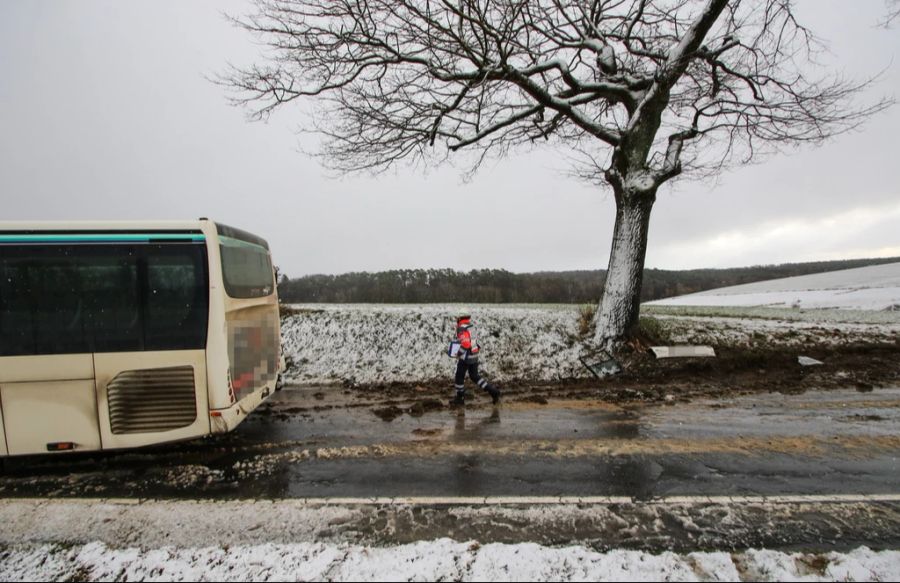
xmin=209 ymin=381 xmax=275 ymax=434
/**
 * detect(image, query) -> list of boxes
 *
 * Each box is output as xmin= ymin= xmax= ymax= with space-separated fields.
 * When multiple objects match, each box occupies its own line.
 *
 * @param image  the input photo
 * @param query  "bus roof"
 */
xmin=0 ymin=220 xmax=271 ymax=250
xmin=0 ymin=220 xmax=209 ymax=232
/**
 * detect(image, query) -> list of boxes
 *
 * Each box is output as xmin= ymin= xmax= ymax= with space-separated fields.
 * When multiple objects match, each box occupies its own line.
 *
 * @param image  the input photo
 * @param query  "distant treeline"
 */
xmin=277 ymin=257 xmax=900 ymax=304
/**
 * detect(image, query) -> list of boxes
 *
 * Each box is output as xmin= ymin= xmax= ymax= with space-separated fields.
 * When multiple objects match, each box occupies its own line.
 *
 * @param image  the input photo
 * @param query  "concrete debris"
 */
xmin=650 ymin=346 xmax=716 ymax=359
xmin=798 ymin=356 xmax=825 ymax=366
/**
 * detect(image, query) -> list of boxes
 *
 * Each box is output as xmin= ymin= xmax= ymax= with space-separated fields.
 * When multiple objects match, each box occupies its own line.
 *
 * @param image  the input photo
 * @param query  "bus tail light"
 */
xmin=46 ymin=442 xmax=74 ymax=452
xmin=226 ymin=369 xmax=236 ymax=403
xmin=210 ymin=411 xmax=223 ymax=418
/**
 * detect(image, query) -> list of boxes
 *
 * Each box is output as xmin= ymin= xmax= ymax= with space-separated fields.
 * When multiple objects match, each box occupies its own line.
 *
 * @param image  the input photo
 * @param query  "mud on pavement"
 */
xmin=1 ymin=383 xmax=899 ymax=502
xmin=341 ymin=342 xmax=900 ymax=418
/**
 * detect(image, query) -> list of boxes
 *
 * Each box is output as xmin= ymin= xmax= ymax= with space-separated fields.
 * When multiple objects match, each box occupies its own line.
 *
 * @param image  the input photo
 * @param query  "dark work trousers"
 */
xmin=454 ymin=359 xmax=498 ymax=396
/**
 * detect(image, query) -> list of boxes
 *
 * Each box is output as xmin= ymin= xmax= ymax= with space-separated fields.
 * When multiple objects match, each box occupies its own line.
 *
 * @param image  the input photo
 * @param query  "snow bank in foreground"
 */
xmin=1 ymin=540 xmax=897 ymax=582
xmin=649 ymin=262 xmax=900 ymax=310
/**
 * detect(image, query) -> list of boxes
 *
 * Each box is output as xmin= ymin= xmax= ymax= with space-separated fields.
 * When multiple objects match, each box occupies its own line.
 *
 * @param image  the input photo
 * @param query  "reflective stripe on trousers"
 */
xmin=454 ymin=360 xmax=496 ymax=394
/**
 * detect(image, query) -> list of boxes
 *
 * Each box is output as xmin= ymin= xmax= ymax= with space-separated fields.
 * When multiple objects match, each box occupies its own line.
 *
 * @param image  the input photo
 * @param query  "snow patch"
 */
xmin=1 ymin=541 xmax=898 ymax=582
xmin=649 ymin=262 xmax=900 ymax=311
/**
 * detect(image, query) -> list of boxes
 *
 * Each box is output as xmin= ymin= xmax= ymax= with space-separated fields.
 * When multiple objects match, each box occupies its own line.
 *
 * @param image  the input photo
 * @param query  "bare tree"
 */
xmin=884 ymin=0 xmax=900 ymax=26
xmin=224 ymin=0 xmax=890 ymax=350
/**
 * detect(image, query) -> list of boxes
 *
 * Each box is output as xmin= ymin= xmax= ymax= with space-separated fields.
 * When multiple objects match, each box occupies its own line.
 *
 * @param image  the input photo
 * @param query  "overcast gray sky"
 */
xmin=1 ymin=0 xmax=898 ymax=277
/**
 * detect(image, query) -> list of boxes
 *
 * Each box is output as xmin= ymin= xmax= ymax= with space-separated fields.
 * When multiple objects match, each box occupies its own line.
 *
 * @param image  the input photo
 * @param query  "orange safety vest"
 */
xmin=456 ymin=318 xmax=480 ymax=357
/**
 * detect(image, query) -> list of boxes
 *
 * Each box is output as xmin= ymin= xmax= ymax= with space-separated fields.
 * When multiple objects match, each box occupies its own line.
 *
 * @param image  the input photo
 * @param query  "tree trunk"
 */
xmin=592 ymin=187 xmax=656 ymax=351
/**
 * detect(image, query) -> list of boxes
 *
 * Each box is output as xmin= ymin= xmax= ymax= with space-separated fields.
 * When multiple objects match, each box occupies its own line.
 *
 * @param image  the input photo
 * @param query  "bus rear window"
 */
xmin=219 ymin=237 xmax=274 ymax=299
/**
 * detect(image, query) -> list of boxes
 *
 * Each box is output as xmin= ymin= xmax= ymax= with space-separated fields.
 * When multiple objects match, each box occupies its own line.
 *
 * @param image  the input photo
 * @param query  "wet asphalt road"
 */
xmin=1 ymin=385 xmax=898 ymax=501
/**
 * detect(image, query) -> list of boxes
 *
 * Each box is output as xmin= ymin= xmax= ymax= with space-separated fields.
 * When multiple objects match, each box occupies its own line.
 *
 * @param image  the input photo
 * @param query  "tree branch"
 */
xmin=222 ymin=0 xmax=890 ymax=182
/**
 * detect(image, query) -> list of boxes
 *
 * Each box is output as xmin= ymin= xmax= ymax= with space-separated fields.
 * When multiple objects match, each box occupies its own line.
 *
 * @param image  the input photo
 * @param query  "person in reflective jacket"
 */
xmin=450 ymin=314 xmax=501 ymax=406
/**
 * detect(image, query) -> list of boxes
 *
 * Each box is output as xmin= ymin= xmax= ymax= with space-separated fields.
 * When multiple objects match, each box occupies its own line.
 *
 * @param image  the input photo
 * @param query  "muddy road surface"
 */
xmin=1 ymin=384 xmax=898 ymax=501
xmin=3 ymin=382 xmax=900 ymax=552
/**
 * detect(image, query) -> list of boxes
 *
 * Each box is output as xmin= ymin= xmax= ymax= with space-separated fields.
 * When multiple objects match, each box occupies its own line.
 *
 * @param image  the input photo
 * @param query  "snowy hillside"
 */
xmin=648 ymin=262 xmax=900 ymax=310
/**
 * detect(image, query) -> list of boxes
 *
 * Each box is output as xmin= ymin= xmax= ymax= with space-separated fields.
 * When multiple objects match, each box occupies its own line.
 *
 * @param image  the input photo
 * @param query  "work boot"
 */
xmin=488 ymin=387 xmax=501 ymax=405
xmin=449 ymin=392 xmax=466 ymax=407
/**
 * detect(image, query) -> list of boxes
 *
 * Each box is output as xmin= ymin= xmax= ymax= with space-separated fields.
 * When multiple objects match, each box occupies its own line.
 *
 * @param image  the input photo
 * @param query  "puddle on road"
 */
xmin=240 ymin=388 xmax=645 ymax=449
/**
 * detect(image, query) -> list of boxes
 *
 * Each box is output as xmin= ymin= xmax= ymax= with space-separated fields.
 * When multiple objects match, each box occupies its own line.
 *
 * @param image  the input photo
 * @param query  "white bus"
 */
xmin=0 ymin=220 xmax=283 ymax=457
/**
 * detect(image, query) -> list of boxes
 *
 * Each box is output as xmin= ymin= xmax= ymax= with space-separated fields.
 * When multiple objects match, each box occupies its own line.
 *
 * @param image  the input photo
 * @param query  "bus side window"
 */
xmin=84 ymin=257 xmax=142 ymax=353
xmin=0 ymin=258 xmax=38 ymax=356
xmin=143 ymin=248 xmax=208 ymax=351
xmin=0 ymin=250 xmax=90 ymax=356
xmin=38 ymin=263 xmax=89 ymax=353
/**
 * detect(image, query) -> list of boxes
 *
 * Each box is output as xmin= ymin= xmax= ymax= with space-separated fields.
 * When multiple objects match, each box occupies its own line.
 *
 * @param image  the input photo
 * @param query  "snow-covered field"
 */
xmin=280 ymin=302 xmax=900 ymax=385
xmin=2 ymin=540 xmax=898 ymax=582
xmin=648 ymin=262 xmax=900 ymax=311
xmin=281 ymin=304 xmax=586 ymax=385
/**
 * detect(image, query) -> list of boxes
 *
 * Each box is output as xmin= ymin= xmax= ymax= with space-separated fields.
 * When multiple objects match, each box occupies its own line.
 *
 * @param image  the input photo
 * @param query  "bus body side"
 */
xmin=0 ymin=220 xmax=281 ymax=457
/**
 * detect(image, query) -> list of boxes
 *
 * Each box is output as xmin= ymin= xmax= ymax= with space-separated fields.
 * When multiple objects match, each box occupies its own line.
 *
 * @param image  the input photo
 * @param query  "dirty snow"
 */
xmin=280 ymin=303 xmax=900 ymax=385
xmin=2 ymin=499 xmax=898 ymax=580
xmin=648 ymin=262 xmax=900 ymax=310
xmin=1 ymin=540 xmax=898 ymax=581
